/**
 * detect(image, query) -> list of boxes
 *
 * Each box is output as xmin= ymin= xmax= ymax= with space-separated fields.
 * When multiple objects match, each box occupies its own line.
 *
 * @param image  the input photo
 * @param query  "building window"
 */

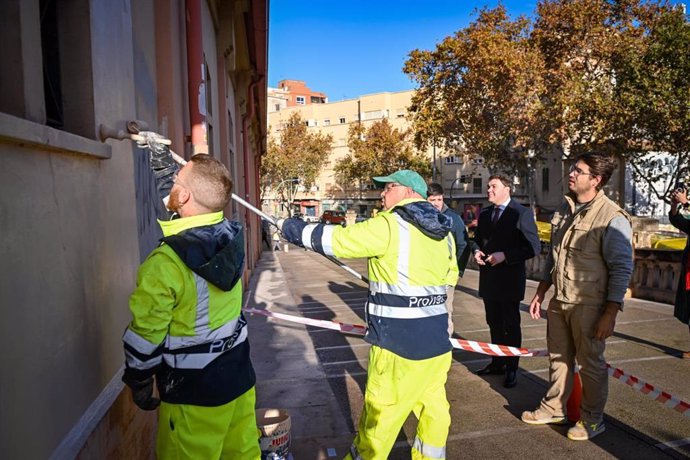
xmin=396 ymin=109 xmax=406 ymax=118
xmin=364 ymin=110 xmax=383 ymax=120
xmin=339 ymin=117 xmax=346 ymax=124
xmin=473 ymin=177 xmax=483 ymax=194
xmin=207 ymin=124 xmax=214 ymax=156
xmin=307 ymin=119 xmax=317 ymax=127
xmin=296 ymin=96 xmax=305 ymax=105
xmin=204 ymin=58 xmax=212 ymax=116
xmin=227 ymin=110 xmax=234 ymax=147
xmin=274 ymin=104 xmax=281 ymax=111
xmin=41 ymin=0 xmax=63 ymax=128
xmin=445 ymin=155 xmax=461 ymax=165
xmin=323 ymin=119 xmax=330 ymax=126
xmin=542 ymin=167 xmax=549 ymax=192
xmin=0 ymin=0 xmax=96 ymax=139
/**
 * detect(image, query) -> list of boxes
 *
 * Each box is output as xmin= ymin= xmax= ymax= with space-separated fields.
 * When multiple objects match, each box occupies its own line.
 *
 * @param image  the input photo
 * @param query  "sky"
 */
xmin=268 ymin=1 xmax=537 ymax=102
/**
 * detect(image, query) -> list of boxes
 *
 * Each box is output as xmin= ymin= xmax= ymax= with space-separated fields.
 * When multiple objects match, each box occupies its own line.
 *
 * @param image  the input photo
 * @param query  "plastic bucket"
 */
xmin=257 ymin=408 xmax=291 ymax=460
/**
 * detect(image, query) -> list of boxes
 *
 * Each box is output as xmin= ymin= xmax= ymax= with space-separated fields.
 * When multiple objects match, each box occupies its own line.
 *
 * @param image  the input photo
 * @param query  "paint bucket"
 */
xmin=257 ymin=408 xmax=291 ymax=460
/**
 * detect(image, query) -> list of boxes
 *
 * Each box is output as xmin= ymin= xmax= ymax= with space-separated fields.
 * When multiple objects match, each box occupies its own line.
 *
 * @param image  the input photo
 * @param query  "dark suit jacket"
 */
xmin=669 ymin=211 xmax=690 ymax=323
xmin=471 ymin=199 xmax=541 ymax=301
xmin=443 ymin=205 xmax=471 ymax=277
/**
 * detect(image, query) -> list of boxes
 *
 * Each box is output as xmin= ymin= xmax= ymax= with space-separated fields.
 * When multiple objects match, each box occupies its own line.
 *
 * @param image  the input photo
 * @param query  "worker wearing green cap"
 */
xmin=280 ymin=169 xmax=458 ymax=460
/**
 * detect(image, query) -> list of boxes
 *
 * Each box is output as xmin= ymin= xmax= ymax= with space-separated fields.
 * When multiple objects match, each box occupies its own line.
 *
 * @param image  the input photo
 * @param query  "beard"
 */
xmin=167 ymin=187 xmax=183 ymax=214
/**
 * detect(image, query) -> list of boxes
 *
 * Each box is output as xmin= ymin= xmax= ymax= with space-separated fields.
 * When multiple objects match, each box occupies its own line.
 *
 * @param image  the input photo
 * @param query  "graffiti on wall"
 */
xmin=133 ymin=150 xmax=163 ymax=261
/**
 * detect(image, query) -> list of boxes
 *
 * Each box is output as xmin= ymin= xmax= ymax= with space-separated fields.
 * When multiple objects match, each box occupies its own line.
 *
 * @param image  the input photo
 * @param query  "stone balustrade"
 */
xmin=629 ymin=248 xmax=683 ymax=304
xmin=468 ymin=242 xmax=684 ymax=305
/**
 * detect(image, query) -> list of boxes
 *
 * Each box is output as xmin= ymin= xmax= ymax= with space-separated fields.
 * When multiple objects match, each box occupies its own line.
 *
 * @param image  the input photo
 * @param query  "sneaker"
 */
xmin=521 ymin=409 xmax=567 ymax=425
xmin=567 ymin=420 xmax=606 ymax=441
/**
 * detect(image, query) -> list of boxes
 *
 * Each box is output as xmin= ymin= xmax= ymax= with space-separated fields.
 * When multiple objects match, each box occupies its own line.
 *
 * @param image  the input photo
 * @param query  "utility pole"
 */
xmin=432 ymin=139 xmax=437 ymax=183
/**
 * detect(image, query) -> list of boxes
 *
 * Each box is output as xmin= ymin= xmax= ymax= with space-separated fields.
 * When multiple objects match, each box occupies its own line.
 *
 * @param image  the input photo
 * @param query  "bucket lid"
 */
xmin=256 ymin=408 xmax=291 ymax=436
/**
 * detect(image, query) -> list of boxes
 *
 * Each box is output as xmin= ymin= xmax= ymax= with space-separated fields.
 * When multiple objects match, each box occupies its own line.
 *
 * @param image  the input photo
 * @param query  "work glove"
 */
xmin=122 ymin=371 xmax=160 ymax=411
xmin=135 ymin=130 xmax=170 ymax=150
xmin=135 ymin=131 xmax=177 ymax=173
xmin=280 ymin=217 xmax=307 ymax=247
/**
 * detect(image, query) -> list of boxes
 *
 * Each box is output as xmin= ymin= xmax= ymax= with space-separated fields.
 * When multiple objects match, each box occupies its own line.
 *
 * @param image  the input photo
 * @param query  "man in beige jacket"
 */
xmin=521 ymin=153 xmax=633 ymax=441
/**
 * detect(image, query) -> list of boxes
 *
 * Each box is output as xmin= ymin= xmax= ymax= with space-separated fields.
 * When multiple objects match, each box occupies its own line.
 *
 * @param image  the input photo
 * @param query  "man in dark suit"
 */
xmin=471 ymin=174 xmax=541 ymax=388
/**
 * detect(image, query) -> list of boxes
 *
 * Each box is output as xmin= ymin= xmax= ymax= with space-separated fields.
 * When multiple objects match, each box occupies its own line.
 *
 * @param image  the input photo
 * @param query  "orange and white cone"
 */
xmin=567 ymin=368 xmax=582 ymax=422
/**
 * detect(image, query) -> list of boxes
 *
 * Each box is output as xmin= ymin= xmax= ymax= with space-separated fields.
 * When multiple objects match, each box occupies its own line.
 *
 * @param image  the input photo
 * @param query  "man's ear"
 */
xmin=593 ymin=175 xmax=603 ymax=189
xmin=179 ymin=188 xmax=192 ymax=206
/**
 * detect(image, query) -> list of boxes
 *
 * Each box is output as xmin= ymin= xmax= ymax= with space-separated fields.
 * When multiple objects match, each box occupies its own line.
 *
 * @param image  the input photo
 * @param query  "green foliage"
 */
xmin=612 ymin=6 xmax=690 ymax=200
xmin=403 ymin=0 xmax=690 ymax=201
xmin=262 ymin=112 xmax=333 ymax=210
xmin=333 ymin=119 xmax=431 ymax=190
xmin=404 ymin=5 xmax=545 ymax=171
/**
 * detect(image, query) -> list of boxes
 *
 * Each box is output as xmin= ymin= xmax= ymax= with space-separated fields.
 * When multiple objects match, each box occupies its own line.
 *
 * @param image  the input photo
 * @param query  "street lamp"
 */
xmin=432 ymin=139 xmax=437 ymax=183
xmin=449 ymin=177 xmax=462 ymax=209
xmin=526 ymin=149 xmax=536 ymax=211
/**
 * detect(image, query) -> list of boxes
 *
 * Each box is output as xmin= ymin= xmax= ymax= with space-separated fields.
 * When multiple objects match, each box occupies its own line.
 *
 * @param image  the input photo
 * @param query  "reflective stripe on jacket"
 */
xmin=123 ymin=211 xmax=254 ymax=406
xmin=301 ymin=198 xmax=457 ymax=360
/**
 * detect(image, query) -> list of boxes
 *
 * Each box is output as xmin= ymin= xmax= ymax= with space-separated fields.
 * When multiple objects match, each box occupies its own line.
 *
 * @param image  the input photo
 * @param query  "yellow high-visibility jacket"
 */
xmin=300 ymin=198 xmax=458 ymax=359
xmin=123 ymin=211 xmax=255 ymax=406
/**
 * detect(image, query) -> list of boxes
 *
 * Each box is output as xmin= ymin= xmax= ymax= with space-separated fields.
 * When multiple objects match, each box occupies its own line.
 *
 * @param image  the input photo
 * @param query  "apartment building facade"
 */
xmin=0 ymin=1 xmax=267 ymax=457
xmin=266 ymin=89 xmax=569 ymax=223
xmin=267 ymin=79 xmax=328 ymax=113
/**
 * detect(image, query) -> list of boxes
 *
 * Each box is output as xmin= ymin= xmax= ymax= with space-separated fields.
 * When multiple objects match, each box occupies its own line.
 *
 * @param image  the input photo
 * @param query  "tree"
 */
xmin=404 ymin=0 xmax=689 ymax=211
xmin=404 ymin=5 xmax=546 ymax=172
xmin=612 ymin=5 xmax=690 ymax=204
xmin=262 ymin=112 xmax=333 ymax=215
xmin=530 ymin=0 xmax=626 ymax=154
xmin=334 ymin=119 xmax=431 ymax=193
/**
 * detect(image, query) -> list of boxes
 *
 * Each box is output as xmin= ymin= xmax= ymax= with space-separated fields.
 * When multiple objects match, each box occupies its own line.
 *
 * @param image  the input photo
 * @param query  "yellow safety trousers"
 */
xmin=346 ymin=346 xmax=452 ymax=460
xmin=156 ymin=386 xmax=260 ymax=460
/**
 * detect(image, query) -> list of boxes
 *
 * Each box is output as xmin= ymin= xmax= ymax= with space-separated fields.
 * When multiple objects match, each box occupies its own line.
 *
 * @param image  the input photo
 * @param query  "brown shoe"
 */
xmin=682 ymin=351 xmax=690 ymax=359
xmin=521 ymin=409 xmax=567 ymax=425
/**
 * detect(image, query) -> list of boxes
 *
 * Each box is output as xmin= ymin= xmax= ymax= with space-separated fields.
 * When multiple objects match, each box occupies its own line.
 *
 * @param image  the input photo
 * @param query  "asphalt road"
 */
xmin=248 ymin=244 xmax=690 ymax=459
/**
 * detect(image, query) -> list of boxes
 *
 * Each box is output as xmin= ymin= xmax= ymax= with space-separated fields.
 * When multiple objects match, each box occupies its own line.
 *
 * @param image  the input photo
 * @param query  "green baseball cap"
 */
xmin=373 ymin=169 xmax=428 ymax=198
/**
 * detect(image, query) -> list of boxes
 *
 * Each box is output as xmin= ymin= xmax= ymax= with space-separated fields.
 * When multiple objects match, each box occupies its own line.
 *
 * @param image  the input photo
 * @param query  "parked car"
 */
xmin=355 ymin=215 xmax=368 ymax=223
xmin=320 ymin=210 xmax=346 ymax=226
xmin=302 ymin=214 xmax=319 ymax=223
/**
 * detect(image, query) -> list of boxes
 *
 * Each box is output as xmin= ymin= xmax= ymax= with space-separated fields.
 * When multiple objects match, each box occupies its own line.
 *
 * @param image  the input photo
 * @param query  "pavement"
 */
xmin=246 ymin=243 xmax=690 ymax=460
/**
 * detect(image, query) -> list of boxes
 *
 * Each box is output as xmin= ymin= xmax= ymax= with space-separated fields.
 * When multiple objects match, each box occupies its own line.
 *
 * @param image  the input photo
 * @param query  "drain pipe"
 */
xmin=185 ymin=0 xmax=205 ymax=153
xmin=242 ymin=77 xmax=261 ymax=261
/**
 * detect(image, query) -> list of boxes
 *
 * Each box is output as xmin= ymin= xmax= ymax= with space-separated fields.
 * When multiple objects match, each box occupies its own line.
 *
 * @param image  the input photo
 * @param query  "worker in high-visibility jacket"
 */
xmin=122 ymin=133 xmax=260 ymax=459
xmin=280 ymin=169 xmax=458 ymax=460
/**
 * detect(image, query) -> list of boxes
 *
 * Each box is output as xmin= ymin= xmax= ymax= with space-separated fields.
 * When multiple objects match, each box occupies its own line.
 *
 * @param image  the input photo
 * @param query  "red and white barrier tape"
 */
xmin=607 ymin=364 xmax=690 ymax=417
xmin=450 ymin=338 xmax=549 ymax=357
xmin=244 ymin=308 xmax=367 ymax=336
xmin=245 ymin=307 xmax=690 ymax=417
xmin=244 ymin=307 xmax=546 ymax=356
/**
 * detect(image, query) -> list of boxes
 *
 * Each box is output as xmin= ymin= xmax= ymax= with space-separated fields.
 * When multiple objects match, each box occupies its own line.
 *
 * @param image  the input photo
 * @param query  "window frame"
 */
xmin=0 ymin=0 xmax=108 ymax=160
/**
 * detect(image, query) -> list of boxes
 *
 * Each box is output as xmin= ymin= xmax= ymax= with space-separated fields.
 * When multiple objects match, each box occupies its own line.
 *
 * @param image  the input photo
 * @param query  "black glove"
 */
xmin=122 ymin=371 xmax=160 ymax=411
xmin=280 ymin=217 xmax=307 ymax=247
xmin=136 ymin=131 xmax=178 ymax=177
